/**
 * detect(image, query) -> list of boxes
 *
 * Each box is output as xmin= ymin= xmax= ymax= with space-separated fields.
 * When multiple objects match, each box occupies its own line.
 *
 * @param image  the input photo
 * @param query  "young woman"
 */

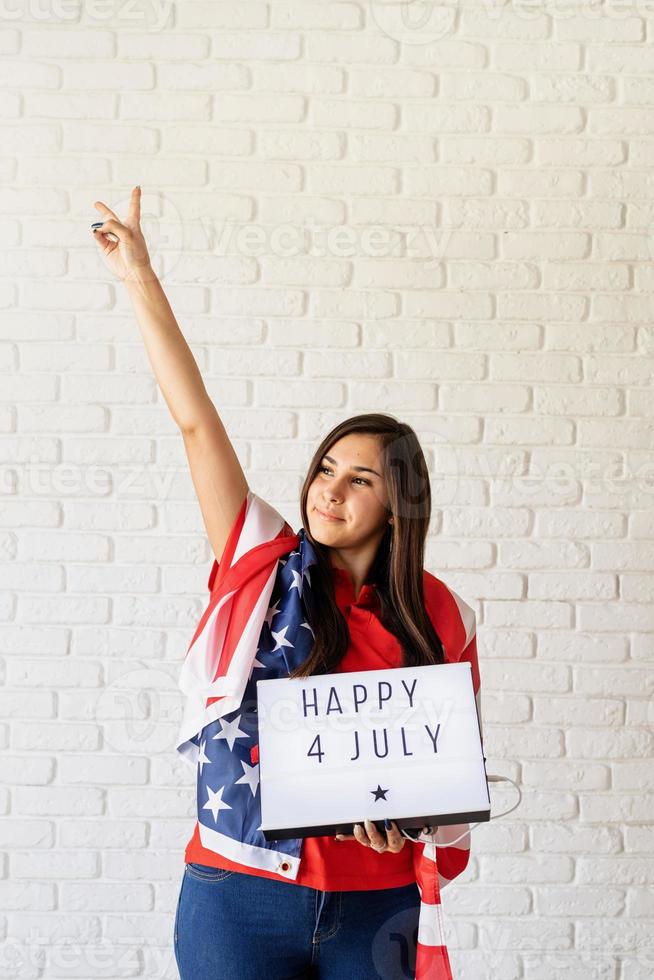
xmin=92 ymin=188 xmax=482 ymax=980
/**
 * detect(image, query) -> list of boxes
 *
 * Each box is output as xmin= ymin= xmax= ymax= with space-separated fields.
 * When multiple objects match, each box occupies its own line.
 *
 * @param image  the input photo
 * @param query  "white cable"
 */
xmin=411 ymin=774 xmax=522 ymax=848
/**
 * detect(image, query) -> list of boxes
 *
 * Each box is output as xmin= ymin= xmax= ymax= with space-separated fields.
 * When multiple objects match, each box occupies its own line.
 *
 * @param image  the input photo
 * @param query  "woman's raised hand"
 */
xmin=91 ymin=186 xmax=155 ymax=282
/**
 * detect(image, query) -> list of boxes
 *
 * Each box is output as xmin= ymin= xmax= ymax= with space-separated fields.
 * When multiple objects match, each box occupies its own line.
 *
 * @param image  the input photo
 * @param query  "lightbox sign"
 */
xmin=256 ymin=662 xmax=490 ymax=840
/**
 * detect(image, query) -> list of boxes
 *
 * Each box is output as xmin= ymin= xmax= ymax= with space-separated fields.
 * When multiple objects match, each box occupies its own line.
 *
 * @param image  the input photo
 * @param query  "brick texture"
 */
xmin=1 ymin=3 xmax=653 ymax=977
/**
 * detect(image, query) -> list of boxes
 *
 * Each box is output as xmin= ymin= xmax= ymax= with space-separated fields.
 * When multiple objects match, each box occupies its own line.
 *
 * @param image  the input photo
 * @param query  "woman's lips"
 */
xmin=315 ymin=507 xmax=344 ymax=522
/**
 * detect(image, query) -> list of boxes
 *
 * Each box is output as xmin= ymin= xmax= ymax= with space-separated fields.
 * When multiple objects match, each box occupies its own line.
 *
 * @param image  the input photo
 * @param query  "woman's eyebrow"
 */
xmin=323 ymin=454 xmax=381 ymax=477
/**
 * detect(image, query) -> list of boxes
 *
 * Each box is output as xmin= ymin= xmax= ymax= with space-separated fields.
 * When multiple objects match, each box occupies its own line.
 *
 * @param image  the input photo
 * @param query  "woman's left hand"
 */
xmin=335 ymin=818 xmax=405 ymax=853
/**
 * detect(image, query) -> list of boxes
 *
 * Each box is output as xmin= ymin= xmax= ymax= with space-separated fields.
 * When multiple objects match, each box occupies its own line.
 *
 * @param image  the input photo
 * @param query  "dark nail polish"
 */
xmin=384 ymin=818 xmax=392 ymax=830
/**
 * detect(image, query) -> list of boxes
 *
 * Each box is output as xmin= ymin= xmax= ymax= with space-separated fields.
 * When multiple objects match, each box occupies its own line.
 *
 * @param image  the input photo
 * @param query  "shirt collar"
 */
xmin=329 ymin=563 xmax=379 ymax=611
xmin=297 ymin=528 xmax=380 ymax=610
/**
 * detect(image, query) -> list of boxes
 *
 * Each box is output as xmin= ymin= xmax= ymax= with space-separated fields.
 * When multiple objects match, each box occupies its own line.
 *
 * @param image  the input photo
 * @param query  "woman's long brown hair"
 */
xmin=288 ymin=413 xmax=446 ymax=679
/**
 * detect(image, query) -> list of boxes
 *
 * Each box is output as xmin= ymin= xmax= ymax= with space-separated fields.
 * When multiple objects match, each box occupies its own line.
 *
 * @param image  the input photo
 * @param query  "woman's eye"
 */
xmin=319 ymin=466 xmax=368 ymax=486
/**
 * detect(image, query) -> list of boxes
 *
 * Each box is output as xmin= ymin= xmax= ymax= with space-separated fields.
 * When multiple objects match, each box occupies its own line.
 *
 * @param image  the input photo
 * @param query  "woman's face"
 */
xmin=306 ymin=433 xmax=392 ymax=548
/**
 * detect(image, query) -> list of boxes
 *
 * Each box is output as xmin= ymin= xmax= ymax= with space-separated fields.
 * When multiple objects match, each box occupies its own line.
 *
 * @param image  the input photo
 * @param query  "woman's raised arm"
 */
xmin=92 ymin=186 xmax=249 ymax=563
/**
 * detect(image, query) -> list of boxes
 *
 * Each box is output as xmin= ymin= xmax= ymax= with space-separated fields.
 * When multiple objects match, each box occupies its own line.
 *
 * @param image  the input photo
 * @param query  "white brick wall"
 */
xmin=2 ymin=2 xmax=654 ymax=977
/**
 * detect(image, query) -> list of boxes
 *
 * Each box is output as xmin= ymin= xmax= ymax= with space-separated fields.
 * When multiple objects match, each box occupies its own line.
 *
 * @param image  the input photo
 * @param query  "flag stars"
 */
xmin=270 ymin=624 xmax=295 ymax=653
xmin=289 ymin=568 xmax=304 ymax=595
xmin=197 ymin=738 xmax=211 ymax=774
xmin=212 ymin=714 xmax=250 ymax=751
xmin=265 ymin=598 xmax=282 ymax=630
xmin=234 ymin=760 xmax=260 ymax=797
xmin=202 ymin=784 xmax=233 ymax=824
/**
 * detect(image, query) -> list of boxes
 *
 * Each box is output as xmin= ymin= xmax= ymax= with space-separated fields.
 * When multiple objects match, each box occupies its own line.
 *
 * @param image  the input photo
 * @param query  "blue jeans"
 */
xmin=174 ymin=862 xmax=421 ymax=979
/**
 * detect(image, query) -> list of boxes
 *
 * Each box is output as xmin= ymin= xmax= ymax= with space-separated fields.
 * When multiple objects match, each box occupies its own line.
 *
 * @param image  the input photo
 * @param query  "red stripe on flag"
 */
xmin=206 ymin=533 xmax=299 ymax=698
xmin=415 ymin=943 xmax=454 ymax=980
xmin=435 ymin=845 xmax=471 ymax=884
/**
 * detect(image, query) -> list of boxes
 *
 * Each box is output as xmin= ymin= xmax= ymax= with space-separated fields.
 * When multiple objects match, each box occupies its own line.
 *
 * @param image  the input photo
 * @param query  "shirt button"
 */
xmin=280 ymin=861 xmax=290 ymax=871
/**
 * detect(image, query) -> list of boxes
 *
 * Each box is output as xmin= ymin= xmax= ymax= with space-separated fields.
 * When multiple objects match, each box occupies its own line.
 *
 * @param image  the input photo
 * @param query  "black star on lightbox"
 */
xmin=371 ymin=785 xmax=389 ymax=801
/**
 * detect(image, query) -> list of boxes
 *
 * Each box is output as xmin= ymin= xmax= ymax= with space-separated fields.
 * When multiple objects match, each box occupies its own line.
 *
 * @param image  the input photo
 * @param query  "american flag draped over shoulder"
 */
xmin=176 ymin=490 xmax=481 ymax=980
